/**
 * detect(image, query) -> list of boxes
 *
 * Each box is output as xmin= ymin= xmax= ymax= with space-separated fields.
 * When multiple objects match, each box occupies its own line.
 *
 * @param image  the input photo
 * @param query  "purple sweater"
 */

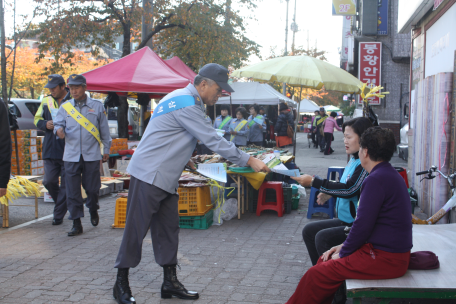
xmin=339 ymin=162 xmax=412 ymax=258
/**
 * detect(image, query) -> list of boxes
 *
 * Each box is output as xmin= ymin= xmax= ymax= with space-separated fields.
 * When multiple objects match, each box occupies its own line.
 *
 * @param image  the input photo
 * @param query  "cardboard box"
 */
xmin=37 ymin=167 xmax=44 ymax=175
xmin=32 ymin=168 xmax=39 ymax=175
xmin=37 ymin=160 xmax=44 ymax=167
xmin=44 ymin=192 xmax=54 ymax=203
xmin=31 ymin=153 xmax=38 ymax=161
xmin=31 ymin=161 xmax=38 ymax=168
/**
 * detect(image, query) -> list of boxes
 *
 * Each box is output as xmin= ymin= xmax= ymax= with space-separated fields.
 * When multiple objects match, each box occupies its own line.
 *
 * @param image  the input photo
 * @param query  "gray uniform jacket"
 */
xmin=229 ymin=118 xmax=249 ymax=146
xmin=127 ymin=84 xmax=250 ymax=194
xmin=54 ymin=97 xmax=112 ymax=162
xmin=247 ymin=115 xmax=265 ymax=142
xmin=198 ymin=115 xmax=212 ymax=145
xmin=213 ymin=115 xmax=232 ymax=141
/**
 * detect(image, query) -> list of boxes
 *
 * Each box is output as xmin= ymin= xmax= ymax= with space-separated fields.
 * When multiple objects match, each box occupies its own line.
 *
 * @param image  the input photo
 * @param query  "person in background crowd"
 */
xmin=259 ymin=106 xmax=269 ymax=145
xmin=229 ymin=107 xmax=249 ymax=147
xmin=247 ymin=104 xmax=265 ymax=146
xmin=315 ymin=107 xmax=328 ymax=152
xmin=213 ymin=104 xmax=232 ymax=141
xmin=0 ymin=99 xmax=11 ymax=198
xmin=322 ymin=111 xmax=342 ymax=155
xmin=34 ymin=74 xmax=72 ymax=225
xmin=286 ymin=127 xmax=411 ymax=304
xmin=197 ymin=111 xmax=213 ymax=155
xmin=310 ymin=110 xmax=319 ymax=147
xmin=275 ymin=102 xmax=294 ymax=147
xmin=291 ymin=117 xmax=372 ymax=304
xmin=54 ymin=74 xmax=112 ymax=237
xmin=112 ymin=63 xmax=270 ymax=304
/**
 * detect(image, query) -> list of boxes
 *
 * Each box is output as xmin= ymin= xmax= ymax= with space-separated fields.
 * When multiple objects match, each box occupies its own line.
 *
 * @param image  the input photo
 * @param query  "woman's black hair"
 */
xmin=221 ymin=105 xmax=230 ymax=111
xmin=330 ymin=111 xmax=337 ymax=118
xmin=250 ymin=104 xmax=260 ymax=114
xmin=235 ymin=107 xmax=248 ymax=119
xmin=359 ymin=126 xmax=396 ymax=162
xmin=342 ymin=117 xmax=373 ymax=139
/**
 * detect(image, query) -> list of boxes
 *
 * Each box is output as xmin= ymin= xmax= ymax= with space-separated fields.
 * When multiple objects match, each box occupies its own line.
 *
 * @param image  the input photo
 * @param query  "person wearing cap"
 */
xmin=53 ymin=74 xmax=112 ymax=237
xmin=316 ymin=107 xmax=328 ymax=152
xmin=112 ymin=63 xmax=270 ymax=304
xmin=213 ymin=104 xmax=232 ymax=141
xmin=34 ymin=74 xmax=72 ymax=225
xmin=196 ymin=111 xmax=213 ymax=155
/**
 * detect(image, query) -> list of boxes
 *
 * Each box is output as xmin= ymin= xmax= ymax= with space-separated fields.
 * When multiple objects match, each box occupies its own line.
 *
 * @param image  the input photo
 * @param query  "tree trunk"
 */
xmin=29 ymin=87 xmax=34 ymax=99
xmin=0 ymin=0 xmax=8 ymax=107
xmin=118 ymin=96 xmax=129 ymax=139
xmin=117 ymin=22 xmax=131 ymax=139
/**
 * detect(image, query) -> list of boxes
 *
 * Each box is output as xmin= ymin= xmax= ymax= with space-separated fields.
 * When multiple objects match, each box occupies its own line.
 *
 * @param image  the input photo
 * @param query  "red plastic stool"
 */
xmin=394 ymin=167 xmax=409 ymax=188
xmin=256 ymin=182 xmax=284 ymax=217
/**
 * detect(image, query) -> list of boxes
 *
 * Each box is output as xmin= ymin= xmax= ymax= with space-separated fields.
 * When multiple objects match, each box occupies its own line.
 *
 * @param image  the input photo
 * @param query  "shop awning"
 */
xmin=165 ymin=56 xmax=197 ymax=83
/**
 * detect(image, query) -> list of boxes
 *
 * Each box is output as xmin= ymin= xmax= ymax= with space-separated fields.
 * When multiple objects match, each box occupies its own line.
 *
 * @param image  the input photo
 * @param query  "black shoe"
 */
xmin=90 ymin=210 xmax=99 ymax=226
xmin=113 ymin=268 xmax=136 ymax=304
xmin=161 ymin=265 xmax=199 ymax=300
xmin=332 ymin=282 xmax=347 ymax=304
xmin=320 ymin=150 xmax=325 ymax=153
xmin=68 ymin=219 xmax=83 ymax=236
xmin=52 ymin=218 xmax=63 ymax=225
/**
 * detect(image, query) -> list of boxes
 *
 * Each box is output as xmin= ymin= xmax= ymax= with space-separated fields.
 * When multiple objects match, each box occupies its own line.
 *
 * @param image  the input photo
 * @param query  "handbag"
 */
xmin=286 ymin=121 xmax=294 ymax=138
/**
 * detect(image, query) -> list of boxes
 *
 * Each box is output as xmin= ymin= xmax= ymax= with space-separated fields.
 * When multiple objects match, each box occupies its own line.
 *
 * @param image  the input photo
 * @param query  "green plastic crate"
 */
xmin=179 ymin=210 xmax=213 ymax=229
xmin=292 ymin=194 xmax=300 ymax=210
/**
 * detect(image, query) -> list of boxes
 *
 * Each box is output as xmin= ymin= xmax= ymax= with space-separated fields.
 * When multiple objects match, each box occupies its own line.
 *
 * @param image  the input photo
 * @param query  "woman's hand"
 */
xmin=321 ymin=244 xmax=343 ymax=262
xmin=317 ymin=193 xmax=332 ymax=205
xmin=290 ymin=174 xmax=313 ymax=187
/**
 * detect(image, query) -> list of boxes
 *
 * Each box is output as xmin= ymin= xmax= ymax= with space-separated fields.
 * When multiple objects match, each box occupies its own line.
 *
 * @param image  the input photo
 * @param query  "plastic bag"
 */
xmin=213 ymin=198 xmax=238 ymax=225
xmin=293 ymin=184 xmax=307 ymax=197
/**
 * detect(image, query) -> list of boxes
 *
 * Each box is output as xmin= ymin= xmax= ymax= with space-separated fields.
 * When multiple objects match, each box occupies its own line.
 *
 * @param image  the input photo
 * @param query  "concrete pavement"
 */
xmin=0 ymin=131 xmax=450 ymax=304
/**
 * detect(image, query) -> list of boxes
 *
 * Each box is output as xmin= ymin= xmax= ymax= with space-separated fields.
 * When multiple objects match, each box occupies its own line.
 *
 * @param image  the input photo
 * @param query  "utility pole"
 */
xmin=290 ymin=0 xmax=298 ymax=55
xmin=282 ymin=0 xmax=289 ymax=97
xmin=0 ymin=0 xmax=7 ymax=107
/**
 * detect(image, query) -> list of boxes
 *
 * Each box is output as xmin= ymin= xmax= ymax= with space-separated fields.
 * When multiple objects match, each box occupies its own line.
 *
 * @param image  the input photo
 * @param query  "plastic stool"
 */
xmin=256 ymin=182 xmax=284 ymax=217
xmin=394 ymin=167 xmax=409 ymax=188
xmin=327 ymin=166 xmax=345 ymax=182
xmin=306 ymin=187 xmax=335 ymax=219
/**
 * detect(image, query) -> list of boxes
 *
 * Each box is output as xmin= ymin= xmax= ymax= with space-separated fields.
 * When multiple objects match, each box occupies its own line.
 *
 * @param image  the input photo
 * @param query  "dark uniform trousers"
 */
xmin=115 ymin=176 xmax=180 ymax=268
xmin=64 ymin=155 xmax=101 ymax=220
xmin=43 ymin=159 xmax=67 ymax=220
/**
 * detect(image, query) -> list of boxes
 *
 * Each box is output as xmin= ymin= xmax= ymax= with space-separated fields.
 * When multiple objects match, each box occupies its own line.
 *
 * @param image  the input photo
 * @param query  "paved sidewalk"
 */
xmin=0 ymin=131 xmax=450 ymax=304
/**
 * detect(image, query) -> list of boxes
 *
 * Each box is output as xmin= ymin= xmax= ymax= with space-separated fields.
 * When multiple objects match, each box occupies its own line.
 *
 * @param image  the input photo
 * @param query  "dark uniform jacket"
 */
xmin=275 ymin=111 xmax=294 ymax=136
xmin=34 ymin=91 xmax=71 ymax=160
xmin=0 ymin=100 xmax=11 ymax=188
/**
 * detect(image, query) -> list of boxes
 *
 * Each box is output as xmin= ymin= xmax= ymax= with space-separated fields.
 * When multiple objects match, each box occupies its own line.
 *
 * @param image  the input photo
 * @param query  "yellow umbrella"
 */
xmin=232 ymin=55 xmax=361 ymax=94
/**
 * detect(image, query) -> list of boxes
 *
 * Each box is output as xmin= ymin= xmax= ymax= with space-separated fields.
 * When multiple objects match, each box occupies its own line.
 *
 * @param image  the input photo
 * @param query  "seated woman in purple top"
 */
xmin=286 ymin=127 xmax=412 ymax=304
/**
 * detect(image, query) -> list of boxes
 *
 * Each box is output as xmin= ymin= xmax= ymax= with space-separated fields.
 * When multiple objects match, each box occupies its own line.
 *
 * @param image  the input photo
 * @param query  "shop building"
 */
xmin=338 ymin=0 xmax=411 ymax=143
xmin=399 ymin=0 xmax=456 ymax=222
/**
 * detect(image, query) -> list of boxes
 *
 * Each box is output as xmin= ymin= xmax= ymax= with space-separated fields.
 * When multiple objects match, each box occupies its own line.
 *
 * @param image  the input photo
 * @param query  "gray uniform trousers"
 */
xmin=64 ymin=155 xmax=101 ymax=220
xmin=115 ymin=176 xmax=180 ymax=268
xmin=43 ymin=159 xmax=67 ymax=220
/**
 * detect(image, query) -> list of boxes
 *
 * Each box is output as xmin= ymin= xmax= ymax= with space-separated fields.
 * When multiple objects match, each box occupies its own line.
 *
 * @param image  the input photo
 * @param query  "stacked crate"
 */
xmin=178 ymin=186 xmax=213 ymax=229
xmin=11 ymin=130 xmax=44 ymax=176
xmin=110 ymin=138 xmax=128 ymax=154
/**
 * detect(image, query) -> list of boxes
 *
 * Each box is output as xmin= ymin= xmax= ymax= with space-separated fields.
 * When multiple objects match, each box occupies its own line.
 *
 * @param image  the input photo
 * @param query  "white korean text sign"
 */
xmin=358 ymin=42 xmax=382 ymax=105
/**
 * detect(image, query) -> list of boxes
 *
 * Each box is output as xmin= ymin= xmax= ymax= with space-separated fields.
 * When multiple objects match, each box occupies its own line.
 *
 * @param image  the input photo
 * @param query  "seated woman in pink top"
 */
xmin=322 ymin=111 xmax=342 ymax=155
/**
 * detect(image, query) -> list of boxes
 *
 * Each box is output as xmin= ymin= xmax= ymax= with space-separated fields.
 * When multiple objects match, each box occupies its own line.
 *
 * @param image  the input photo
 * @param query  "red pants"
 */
xmin=285 ymin=244 xmax=410 ymax=304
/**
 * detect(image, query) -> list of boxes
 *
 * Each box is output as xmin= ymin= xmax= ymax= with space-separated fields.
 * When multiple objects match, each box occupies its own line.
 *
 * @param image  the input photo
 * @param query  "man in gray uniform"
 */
xmin=54 ymin=74 xmax=111 ymax=236
xmin=113 ymin=63 xmax=270 ymax=304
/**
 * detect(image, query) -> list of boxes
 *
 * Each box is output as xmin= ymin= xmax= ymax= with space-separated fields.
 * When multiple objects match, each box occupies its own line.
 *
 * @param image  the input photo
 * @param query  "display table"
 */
xmin=1 ymin=176 xmax=41 ymax=228
xmin=347 ymin=224 xmax=456 ymax=303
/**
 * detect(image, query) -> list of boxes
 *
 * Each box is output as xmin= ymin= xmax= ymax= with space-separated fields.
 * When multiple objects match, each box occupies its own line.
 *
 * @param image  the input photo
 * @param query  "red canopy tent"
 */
xmin=165 ymin=56 xmax=197 ymax=83
xmin=82 ymin=47 xmax=191 ymax=95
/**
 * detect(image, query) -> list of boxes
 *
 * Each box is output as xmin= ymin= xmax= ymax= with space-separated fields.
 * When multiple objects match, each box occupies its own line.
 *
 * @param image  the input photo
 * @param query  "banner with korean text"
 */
xmin=358 ymin=42 xmax=382 ymax=105
xmin=332 ymin=0 xmax=357 ymax=16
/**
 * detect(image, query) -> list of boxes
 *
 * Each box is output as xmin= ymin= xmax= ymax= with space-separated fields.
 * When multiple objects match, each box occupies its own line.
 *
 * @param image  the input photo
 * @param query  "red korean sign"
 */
xmin=358 ymin=42 xmax=382 ymax=105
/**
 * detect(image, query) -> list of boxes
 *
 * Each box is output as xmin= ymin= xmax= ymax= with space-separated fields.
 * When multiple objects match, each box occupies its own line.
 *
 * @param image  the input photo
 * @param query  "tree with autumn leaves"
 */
xmin=0 ymin=46 xmax=111 ymax=99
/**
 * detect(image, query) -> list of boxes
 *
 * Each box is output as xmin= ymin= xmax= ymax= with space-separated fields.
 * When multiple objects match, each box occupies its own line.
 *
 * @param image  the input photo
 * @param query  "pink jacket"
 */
xmin=323 ymin=117 xmax=342 ymax=133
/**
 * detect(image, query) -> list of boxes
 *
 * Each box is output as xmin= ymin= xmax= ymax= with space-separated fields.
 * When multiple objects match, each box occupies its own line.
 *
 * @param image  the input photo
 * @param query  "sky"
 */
xmin=6 ymin=0 xmax=343 ymax=67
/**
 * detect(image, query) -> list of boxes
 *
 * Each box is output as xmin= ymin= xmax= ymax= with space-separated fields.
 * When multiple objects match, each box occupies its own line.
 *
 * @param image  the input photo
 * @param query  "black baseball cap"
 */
xmin=198 ymin=63 xmax=234 ymax=92
xmin=44 ymin=74 xmax=65 ymax=88
xmin=319 ymin=107 xmax=325 ymax=112
xmin=68 ymin=74 xmax=87 ymax=86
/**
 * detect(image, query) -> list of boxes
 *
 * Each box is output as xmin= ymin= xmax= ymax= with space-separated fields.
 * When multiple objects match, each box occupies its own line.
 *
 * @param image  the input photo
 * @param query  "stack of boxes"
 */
xmin=109 ymin=138 xmax=128 ymax=154
xmin=10 ymin=130 xmax=44 ymax=176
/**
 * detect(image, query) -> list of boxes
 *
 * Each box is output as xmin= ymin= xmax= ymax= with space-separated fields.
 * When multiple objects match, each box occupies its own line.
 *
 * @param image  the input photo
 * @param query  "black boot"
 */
xmin=113 ymin=268 xmax=136 ymax=304
xmin=68 ymin=219 xmax=83 ymax=236
xmin=332 ymin=281 xmax=347 ymax=304
xmin=90 ymin=210 xmax=99 ymax=226
xmin=161 ymin=265 xmax=199 ymax=300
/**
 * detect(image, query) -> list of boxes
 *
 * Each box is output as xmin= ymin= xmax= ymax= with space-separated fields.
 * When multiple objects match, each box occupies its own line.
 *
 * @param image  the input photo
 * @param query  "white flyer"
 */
xmin=196 ymin=163 xmax=227 ymax=183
